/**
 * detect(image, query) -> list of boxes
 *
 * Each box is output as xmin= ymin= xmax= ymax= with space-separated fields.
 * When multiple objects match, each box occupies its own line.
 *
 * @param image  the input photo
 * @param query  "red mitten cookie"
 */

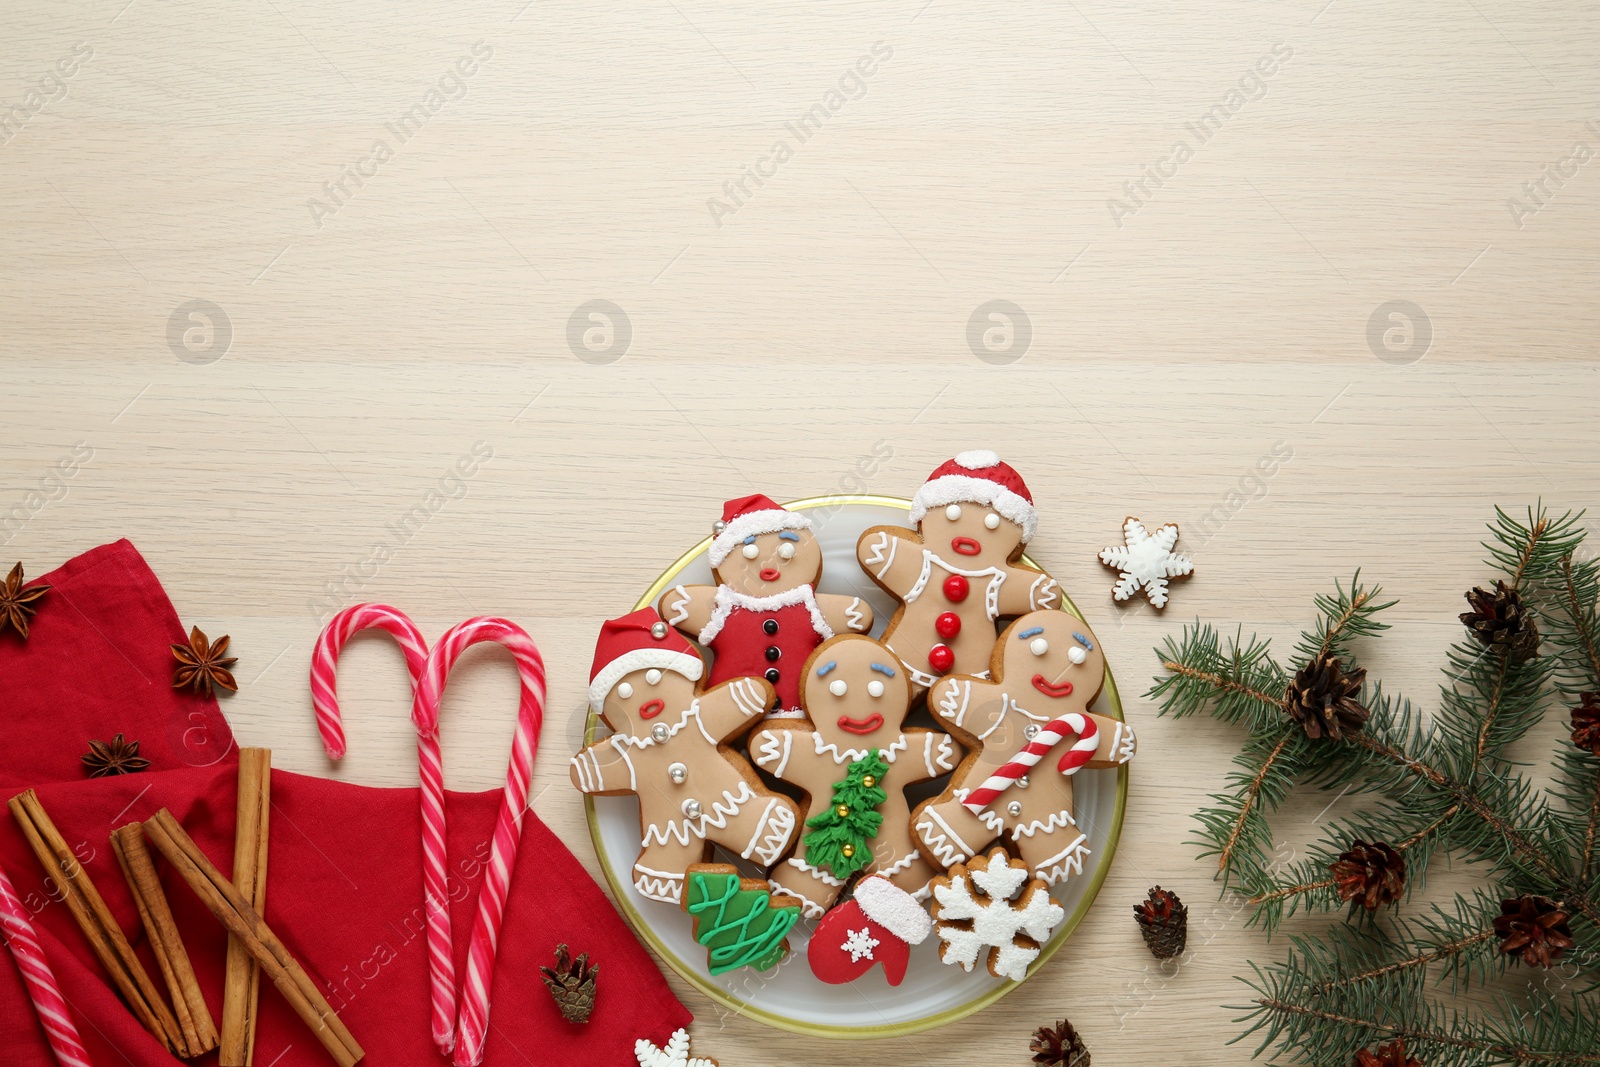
xmin=808 ymin=875 xmax=932 ymax=986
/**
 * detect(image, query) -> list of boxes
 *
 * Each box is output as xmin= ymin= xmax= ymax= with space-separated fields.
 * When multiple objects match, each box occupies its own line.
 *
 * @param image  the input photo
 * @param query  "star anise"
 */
xmin=1331 ymin=840 xmax=1406 ymax=910
xmin=82 ymin=734 xmax=151 ymax=777
xmin=1460 ymin=580 xmax=1539 ymax=661
xmin=1354 ymin=1037 xmax=1422 ymax=1067
xmin=1494 ymin=895 xmax=1574 ymax=967
xmin=170 ymin=626 xmax=238 ymax=693
xmin=0 ymin=562 xmax=51 ymax=640
xmin=1285 ymin=653 xmax=1370 ymax=741
xmin=1570 ymin=692 xmax=1600 ymax=756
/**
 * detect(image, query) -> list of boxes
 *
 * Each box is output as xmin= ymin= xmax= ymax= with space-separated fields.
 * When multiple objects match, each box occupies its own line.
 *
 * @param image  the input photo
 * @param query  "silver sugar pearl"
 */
xmin=651 ymin=723 xmax=670 ymax=743
xmin=667 ymin=762 xmax=688 ymax=784
xmin=681 ymin=798 xmax=701 ymax=819
xmin=650 ymin=621 xmax=668 ymax=639
xmin=1007 ymin=801 xmax=1023 ymax=817
xmin=713 ymin=520 xmax=728 ymax=534
xmin=1016 ymin=775 xmax=1030 ymax=789
xmin=1023 ymin=723 xmax=1040 ymax=741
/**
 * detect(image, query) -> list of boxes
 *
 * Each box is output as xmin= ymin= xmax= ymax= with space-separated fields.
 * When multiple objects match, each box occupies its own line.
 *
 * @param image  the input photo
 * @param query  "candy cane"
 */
xmin=961 ymin=713 xmax=1099 ymax=814
xmin=412 ymin=617 xmax=546 ymax=1067
xmin=0 ymin=864 xmax=93 ymax=1067
xmin=311 ymin=605 xmax=455 ymax=1047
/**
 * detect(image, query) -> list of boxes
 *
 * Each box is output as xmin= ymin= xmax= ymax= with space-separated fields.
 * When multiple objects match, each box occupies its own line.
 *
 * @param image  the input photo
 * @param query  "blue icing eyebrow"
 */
xmin=743 ymin=535 xmax=756 ymax=544
xmin=1073 ymin=632 xmax=1094 ymax=650
xmin=816 ymin=661 xmax=838 ymax=677
xmin=870 ymin=663 xmax=896 ymax=677
xmin=779 ymin=531 xmax=800 ymax=541
xmin=1018 ymin=627 xmax=1044 ymax=639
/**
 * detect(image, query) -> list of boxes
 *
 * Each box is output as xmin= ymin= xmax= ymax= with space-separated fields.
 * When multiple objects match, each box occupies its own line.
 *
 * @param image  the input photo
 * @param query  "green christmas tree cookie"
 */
xmin=682 ymin=863 xmax=801 ymax=976
xmin=801 ymin=751 xmax=888 ymax=879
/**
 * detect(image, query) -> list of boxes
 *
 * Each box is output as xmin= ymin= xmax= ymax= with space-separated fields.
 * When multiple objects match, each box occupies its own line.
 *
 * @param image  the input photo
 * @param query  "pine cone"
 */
xmin=1494 ymin=895 xmax=1574 ymax=967
xmin=539 ymin=943 xmax=597 ymax=1023
xmin=1330 ymin=840 xmax=1406 ymax=910
xmin=1354 ymin=1037 xmax=1422 ymax=1067
xmin=1133 ymin=886 xmax=1188 ymax=960
xmin=1460 ymin=581 xmax=1538 ymax=661
xmin=1029 ymin=1017 xmax=1090 ymax=1066
xmin=1285 ymin=653 xmax=1369 ymax=741
xmin=1570 ymin=692 xmax=1600 ymax=756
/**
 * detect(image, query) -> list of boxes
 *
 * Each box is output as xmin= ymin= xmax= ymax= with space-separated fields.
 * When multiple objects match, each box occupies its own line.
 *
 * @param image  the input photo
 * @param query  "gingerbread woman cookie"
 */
xmin=746 ymin=634 xmax=961 ymax=917
xmin=856 ymin=451 xmax=1060 ymax=692
xmin=660 ymin=495 xmax=873 ymax=718
xmin=911 ymin=610 xmax=1135 ymax=887
xmin=570 ymin=607 xmax=801 ymax=905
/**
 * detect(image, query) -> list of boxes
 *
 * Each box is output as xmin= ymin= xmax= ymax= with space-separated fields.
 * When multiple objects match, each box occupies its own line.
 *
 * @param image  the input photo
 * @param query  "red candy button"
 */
xmin=935 ymin=611 xmax=961 ymax=639
xmin=928 ymin=643 xmax=955 ymax=674
xmin=943 ymin=574 xmax=969 ymax=602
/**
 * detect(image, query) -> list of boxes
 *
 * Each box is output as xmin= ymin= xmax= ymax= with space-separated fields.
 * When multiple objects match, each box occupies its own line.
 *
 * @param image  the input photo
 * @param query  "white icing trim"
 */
xmin=1028 ymin=574 xmax=1059 ymax=610
xmin=1010 ymin=807 xmax=1079 ymax=838
xmin=1115 ymin=721 xmax=1137 ymax=763
xmin=862 ymin=530 xmax=896 ymax=578
xmin=633 ymin=865 xmax=685 ymax=904
xmin=708 ymin=507 xmax=812 ymax=566
xmin=853 ymin=875 xmax=934 ymax=944
xmin=844 ymin=597 xmax=867 ymax=631
xmin=606 ymin=736 xmax=639 ymax=790
xmin=642 ymin=781 xmax=757 ymax=848
xmin=790 ymin=855 xmax=848 ymax=887
xmin=608 ymin=701 xmax=703 ymax=755
xmin=663 ymin=585 xmax=692 ymax=626
xmin=812 ymin=732 xmax=910 ymax=766
xmin=752 ymin=729 xmax=793 ymax=778
xmin=916 ymin=810 xmax=976 ymax=868
xmin=951 ymin=788 xmax=1006 ymax=833
xmin=905 ymin=550 xmax=1005 ymax=620
xmin=727 ymin=676 xmax=767 ymax=721
xmin=697 ymin=583 xmax=833 ymax=646
xmin=909 ymin=476 xmax=1037 ymax=542
xmin=742 ymin=798 xmax=795 ymax=865
xmin=589 ymin=648 xmax=703 ymax=711
xmin=1032 ymin=834 xmax=1091 ymax=886
xmin=934 ymin=681 xmax=970 ymax=728
xmin=953 ymin=449 xmax=1000 ymax=469
xmin=926 ymin=733 xmax=958 ymax=775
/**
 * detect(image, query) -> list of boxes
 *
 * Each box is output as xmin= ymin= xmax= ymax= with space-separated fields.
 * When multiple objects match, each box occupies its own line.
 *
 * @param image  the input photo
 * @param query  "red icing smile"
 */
xmin=836 ymin=714 xmax=884 ymax=735
xmin=759 ymin=567 xmax=781 ymax=582
xmin=639 ymin=699 xmax=665 ymax=719
xmin=951 ymin=536 xmax=981 ymax=556
xmin=1031 ymin=674 xmax=1074 ymax=699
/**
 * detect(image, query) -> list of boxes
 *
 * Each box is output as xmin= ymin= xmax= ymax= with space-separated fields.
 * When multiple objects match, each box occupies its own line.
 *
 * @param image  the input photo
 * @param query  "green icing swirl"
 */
xmin=686 ymin=871 xmax=799 ymax=975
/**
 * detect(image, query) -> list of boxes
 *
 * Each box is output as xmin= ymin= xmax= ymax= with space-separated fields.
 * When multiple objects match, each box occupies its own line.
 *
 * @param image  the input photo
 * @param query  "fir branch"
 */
xmin=1216 ymin=727 xmax=1296 ymax=874
xmin=1310 ymin=928 xmax=1497 ymax=994
xmin=1293 ymin=571 xmax=1394 ymax=666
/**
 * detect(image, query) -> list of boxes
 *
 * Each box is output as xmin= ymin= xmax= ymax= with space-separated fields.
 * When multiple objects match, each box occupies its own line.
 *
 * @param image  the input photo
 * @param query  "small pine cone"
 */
xmin=1285 ymin=653 xmax=1370 ymax=741
xmin=1354 ymin=1037 xmax=1422 ymax=1067
xmin=539 ymin=943 xmax=598 ymax=1023
xmin=1460 ymin=580 xmax=1539 ymax=661
xmin=1029 ymin=1017 xmax=1090 ymax=1067
xmin=1570 ymin=692 xmax=1600 ymax=756
xmin=1494 ymin=895 xmax=1574 ymax=968
xmin=1330 ymin=840 xmax=1405 ymax=910
xmin=1133 ymin=886 xmax=1188 ymax=960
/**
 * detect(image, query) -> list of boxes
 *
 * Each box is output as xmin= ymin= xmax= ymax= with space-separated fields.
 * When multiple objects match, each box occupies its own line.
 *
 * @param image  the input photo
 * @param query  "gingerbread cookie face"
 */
xmin=800 ymin=634 xmax=914 ymax=753
xmin=713 ymin=527 xmax=824 ymax=597
xmin=917 ymin=499 xmax=1026 ymax=572
xmin=600 ymin=666 xmax=702 ymax=739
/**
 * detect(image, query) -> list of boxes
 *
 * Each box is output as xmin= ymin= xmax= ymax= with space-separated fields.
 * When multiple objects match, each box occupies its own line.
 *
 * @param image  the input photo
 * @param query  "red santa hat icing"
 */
xmin=707 ymin=494 xmax=812 ymax=567
xmin=588 ymin=607 xmax=704 ymax=712
xmin=908 ymin=449 xmax=1037 ymax=542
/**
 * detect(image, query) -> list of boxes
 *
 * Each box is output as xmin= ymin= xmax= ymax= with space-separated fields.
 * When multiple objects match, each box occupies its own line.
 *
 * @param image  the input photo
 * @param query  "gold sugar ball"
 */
xmin=841 ymin=844 xmax=855 ymax=858
xmin=862 ymin=775 xmax=877 ymax=788
xmin=836 ymin=804 xmax=850 ymax=818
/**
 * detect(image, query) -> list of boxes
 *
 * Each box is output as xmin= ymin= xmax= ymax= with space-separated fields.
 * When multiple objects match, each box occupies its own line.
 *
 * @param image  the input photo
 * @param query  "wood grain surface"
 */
xmin=3 ymin=1 xmax=1597 ymax=1062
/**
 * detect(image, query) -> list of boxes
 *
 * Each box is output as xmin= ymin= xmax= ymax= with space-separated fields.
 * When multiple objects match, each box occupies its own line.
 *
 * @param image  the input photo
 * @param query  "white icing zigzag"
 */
xmin=663 ymin=584 xmax=691 ymax=626
xmin=744 ymin=798 xmax=796 ymax=866
xmin=1032 ymin=833 xmax=1091 ymax=886
xmin=916 ymin=810 xmax=974 ymax=868
xmin=844 ymin=596 xmax=867 ymax=631
xmin=1029 ymin=574 xmax=1059 ymax=610
xmin=643 ymin=781 xmax=756 ymax=847
xmin=813 ymin=732 xmax=909 ymax=766
xmin=923 ymin=733 xmax=958 ymax=775
xmin=751 ymin=729 xmax=793 ymax=777
xmin=633 ymin=865 xmax=685 ymax=904
xmin=935 ymin=680 xmax=970 ymax=727
xmin=863 ymin=530 xmax=895 ymax=577
xmin=1010 ymin=808 xmax=1079 ymax=838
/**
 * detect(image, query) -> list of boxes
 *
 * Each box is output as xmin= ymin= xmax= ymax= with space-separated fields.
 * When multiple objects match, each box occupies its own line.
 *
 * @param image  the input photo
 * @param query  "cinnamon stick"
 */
xmin=112 ymin=823 xmax=218 ymax=1057
xmin=143 ymin=808 xmax=363 ymax=1067
xmin=221 ymin=748 xmax=270 ymax=1066
xmin=7 ymin=789 xmax=184 ymax=1054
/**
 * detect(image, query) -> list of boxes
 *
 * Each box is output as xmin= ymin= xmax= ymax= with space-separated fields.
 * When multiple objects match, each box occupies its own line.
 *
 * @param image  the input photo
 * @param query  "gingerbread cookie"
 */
xmin=808 ymin=874 xmax=932 ymax=986
xmin=856 ymin=451 xmax=1060 ymax=692
xmin=929 ymin=847 xmax=1063 ymax=982
xmin=682 ymin=863 xmax=801 ymax=975
xmin=570 ymin=608 xmax=801 ymax=906
xmin=747 ymin=633 xmax=961 ymax=917
xmin=912 ymin=610 xmax=1135 ymax=887
xmin=1098 ymin=516 xmax=1193 ymax=609
xmin=659 ymin=495 xmax=873 ymax=718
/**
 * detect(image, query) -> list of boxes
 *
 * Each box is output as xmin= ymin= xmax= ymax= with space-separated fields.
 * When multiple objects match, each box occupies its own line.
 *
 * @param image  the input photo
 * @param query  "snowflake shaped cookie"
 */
xmin=929 ymin=846 xmax=1064 ymax=982
xmin=1098 ymin=516 xmax=1193 ymax=609
xmin=636 ymin=1027 xmax=718 ymax=1067
xmin=842 ymin=927 xmax=879 ymax=962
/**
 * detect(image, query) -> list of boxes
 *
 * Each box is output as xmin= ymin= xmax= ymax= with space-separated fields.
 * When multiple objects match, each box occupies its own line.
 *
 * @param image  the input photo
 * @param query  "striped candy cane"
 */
xmin=0 ymin=863 xmax=93 ymax=1067
xmin=412 ymin=617 xmax=546 ymax=1067
xmin=310 ymin=603 xmax=431 ymax=760
xmin=961 ymin=713 xmax=1099 ymax=814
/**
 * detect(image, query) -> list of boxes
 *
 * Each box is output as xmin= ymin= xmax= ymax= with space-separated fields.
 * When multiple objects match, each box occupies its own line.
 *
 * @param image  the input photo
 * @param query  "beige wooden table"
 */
xmin=3 ymin=0 xmax=1597 ymax=1062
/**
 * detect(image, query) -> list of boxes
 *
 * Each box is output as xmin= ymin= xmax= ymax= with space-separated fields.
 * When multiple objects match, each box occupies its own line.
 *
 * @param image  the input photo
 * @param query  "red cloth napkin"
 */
xmin=0 ymin=540 xmax=690 ymax=1066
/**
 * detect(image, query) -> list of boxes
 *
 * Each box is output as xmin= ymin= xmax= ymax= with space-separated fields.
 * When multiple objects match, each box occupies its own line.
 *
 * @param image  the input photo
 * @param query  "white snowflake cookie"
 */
xmin=636 ymin=1027 xmax=718 ymax=1067
xmin=1098 ymin=516 xmax=1193 ymax=609
xmin=929 ymin=846 xmax=1064 ymax=982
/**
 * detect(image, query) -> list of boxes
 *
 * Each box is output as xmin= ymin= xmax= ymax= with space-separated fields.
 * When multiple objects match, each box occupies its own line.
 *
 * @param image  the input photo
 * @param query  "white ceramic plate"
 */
xmin=583 ymin=496 xmax=1129 ymax=1037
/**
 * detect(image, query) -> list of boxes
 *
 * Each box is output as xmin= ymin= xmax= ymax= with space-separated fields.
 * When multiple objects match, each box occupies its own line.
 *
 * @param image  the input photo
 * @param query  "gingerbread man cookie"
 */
xmin=570 ymin=608 xmax=801 ymax=906
xmin=747 ymin=634 xmax=962 ymax=917
xmin=857 ymin=451 xmax=1060 ymax=692
xmin=660 ymin=494 xmax=873 ymax=718
xmin=912 ymin=610 xmax=1135 ymax=887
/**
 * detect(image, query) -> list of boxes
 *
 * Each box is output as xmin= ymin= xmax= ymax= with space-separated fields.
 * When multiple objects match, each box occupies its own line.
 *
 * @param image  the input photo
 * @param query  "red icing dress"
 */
xmin=696 ymin=584 xmax=835 ymax=716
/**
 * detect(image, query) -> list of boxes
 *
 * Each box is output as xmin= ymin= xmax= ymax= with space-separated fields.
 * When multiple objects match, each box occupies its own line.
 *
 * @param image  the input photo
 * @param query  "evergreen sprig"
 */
xmin=1154 ymin=506 xmax=1600 ymax=1065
